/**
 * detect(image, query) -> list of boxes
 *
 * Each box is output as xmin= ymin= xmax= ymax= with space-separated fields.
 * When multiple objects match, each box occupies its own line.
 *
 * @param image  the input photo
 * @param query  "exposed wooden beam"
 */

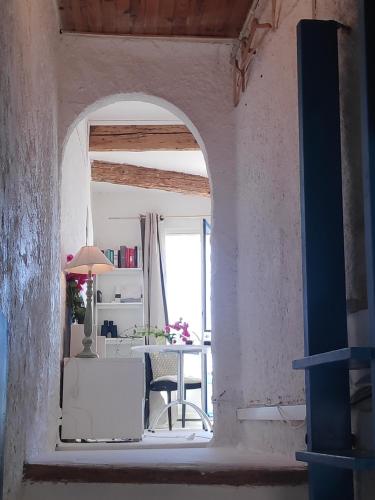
xmin=91 ymin=161 xmax=210 ymax=197
xmin=89 ymin=125 xmax=199 ymax=152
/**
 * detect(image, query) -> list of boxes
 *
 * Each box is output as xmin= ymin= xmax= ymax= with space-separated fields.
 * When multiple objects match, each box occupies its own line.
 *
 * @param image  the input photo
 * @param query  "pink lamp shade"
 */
xmin=64 ymin=246 xmax=114 ymax=275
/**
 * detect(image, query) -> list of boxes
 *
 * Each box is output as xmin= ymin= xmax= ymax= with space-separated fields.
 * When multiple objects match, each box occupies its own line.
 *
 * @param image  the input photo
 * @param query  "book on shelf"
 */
xmin=102 ymin=245 xmax=142 ymax=269
xmin=104 ymin=249 xmax=114 ymax=264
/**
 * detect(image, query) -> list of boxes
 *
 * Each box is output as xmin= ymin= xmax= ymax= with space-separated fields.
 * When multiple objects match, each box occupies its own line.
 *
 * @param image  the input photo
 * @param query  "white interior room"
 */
xmin=60 ymin=99 xmax=213 ymax=448
xmin=3 ymin=1 xmax=371 ymax=499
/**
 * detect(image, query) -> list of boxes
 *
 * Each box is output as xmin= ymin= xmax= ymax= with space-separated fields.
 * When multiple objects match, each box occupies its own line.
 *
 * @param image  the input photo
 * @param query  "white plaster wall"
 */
xmin=61 ymin=119 xmax=93 ymax=260
xmin=0 ymin=1 xmax=60 ymax=498
xmin=60 ymin=118 xmax=94 ymax=357
xmin=235 ymin=0 xmax=361 ymax=456
xmin=58 ymin=0 xmax=361 ymax=458
xmin=58 ymin=36 xmax=241 ymax=446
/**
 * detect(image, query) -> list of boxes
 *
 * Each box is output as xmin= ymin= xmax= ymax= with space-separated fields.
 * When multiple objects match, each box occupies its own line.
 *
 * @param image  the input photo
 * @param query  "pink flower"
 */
xmin=173 ymin=321 xmax=182 ymax=331
xmin=78 ymin=275 xmax=88 ymax=285
xmin=164 ymin=325 xmax=171 ymax=333
xmin=67 ymin=254 xmax=74 ymax=262
xmin=181 ymin=323 xmax=191 ymax=338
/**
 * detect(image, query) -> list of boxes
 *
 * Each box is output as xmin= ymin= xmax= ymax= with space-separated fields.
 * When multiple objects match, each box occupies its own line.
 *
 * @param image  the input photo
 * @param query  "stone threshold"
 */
xmin=23 ymin=447 xmax=308 ymax=487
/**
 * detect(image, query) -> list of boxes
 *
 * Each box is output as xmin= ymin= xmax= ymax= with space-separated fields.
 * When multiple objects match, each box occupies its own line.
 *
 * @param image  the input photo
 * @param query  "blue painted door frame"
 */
xmin=297 ymin=20 xmax=354 ymax=499
xmin=360 ymin=0 xmax=375 ymax=445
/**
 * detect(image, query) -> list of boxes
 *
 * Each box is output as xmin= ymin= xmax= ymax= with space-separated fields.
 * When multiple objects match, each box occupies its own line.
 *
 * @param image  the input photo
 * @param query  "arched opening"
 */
xmin=60 ymin=95 xmax=213 ymax=448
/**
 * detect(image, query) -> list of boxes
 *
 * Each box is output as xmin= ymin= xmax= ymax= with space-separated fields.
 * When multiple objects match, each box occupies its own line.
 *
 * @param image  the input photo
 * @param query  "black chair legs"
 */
xmin=167 ymin=391 xmax=172 ymax=431
xmin=182 ymin=388 xmax=186 ymax=428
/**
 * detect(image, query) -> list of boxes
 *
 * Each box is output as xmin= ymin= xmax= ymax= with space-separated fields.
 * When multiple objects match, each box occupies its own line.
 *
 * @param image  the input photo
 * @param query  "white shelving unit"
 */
xmin=94 ymin=267 xmax=144 ymax=340
xmin=97 ymin=302 xmax=143 ymax=309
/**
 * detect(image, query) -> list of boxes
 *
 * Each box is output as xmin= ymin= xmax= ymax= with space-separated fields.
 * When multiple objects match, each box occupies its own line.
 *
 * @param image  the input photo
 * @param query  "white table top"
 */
xmin=131 ymin=344 xmax=210 ymax=354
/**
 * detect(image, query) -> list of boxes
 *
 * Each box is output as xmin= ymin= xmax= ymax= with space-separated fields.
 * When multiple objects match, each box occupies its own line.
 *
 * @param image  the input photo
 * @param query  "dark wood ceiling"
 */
xmin=58 ymin=1 xmax=253 ymax=38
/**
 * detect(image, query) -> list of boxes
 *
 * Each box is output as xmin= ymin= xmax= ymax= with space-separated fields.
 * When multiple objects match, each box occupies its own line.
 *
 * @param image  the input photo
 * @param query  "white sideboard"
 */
xmin=61 ymin=358 xmax=144 ymax=441
xmin=105 ymin=337 xmax=144 ymax=358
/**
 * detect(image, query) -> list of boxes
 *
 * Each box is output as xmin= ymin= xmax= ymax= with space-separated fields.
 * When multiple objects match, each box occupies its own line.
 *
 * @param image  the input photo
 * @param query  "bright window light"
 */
xmin=165 ymin=233 xmax=202 ymax=338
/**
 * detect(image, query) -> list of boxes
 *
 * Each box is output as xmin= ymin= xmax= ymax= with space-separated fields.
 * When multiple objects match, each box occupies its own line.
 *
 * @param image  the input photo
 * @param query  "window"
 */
xmin=165 ymin=233 xmax=202 ymax=337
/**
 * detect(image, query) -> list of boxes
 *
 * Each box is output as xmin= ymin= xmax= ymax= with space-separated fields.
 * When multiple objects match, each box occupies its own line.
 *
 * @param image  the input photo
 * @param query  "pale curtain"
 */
xmin=141 ymin=213 xmax=168 ymax=330
xmin=141 ymin=213 xmax=173 ymax=427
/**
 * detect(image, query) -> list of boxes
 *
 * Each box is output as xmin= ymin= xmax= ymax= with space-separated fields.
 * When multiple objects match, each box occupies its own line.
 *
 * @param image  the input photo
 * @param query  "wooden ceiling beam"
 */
xmin=91 ymin=160 xmax=210 ymax=197
xmin=89 ymin=125 xmax=200 ymax=152
xmin=58 ymin=0 xmax=252 ymax=39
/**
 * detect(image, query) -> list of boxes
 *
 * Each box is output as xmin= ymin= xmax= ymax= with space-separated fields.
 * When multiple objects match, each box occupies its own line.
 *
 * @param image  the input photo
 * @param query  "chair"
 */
xmin=144 ymin=351 xmax=201 ymax=431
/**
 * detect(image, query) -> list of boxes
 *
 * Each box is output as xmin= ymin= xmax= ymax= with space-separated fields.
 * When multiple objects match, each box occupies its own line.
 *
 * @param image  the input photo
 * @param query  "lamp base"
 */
xmin=76 ymin=351 xmax=98 ymax=359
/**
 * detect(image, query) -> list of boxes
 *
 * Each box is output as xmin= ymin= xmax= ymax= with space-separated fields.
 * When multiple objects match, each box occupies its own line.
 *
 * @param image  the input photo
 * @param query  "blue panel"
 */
xmin=308 ymin=465 xmax=354 ymax=500
xmin=297 ymin=451 xmax=375 ymax=471
xmin=0 ymin=313 xmax=8 ymax=500
xmin=360 ymin=1 xmax=375 ymax=347
xmin=297 ymin=20 xmax=353 ymax=499
xmin=293 ymin=347 xmax=375 ymax=370
xmin=298 ymin=20 xmax=347 ymax=357
xmin=359 ymin=0 xmax=375 ymax=449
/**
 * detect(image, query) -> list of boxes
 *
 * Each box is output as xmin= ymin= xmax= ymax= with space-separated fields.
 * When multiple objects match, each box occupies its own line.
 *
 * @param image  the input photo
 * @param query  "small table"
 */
xmin=131 ymin=344 xmax=212 ymax=432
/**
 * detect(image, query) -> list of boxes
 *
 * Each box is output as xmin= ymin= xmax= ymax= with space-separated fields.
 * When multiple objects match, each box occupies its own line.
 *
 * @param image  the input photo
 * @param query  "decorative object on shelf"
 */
xmin=65 ymin=254 xmax=87 ymax=325
xmin=109 ymin=320 xmax=118 ymax=338
xmin=65 ymin=246 xmax=114 ymax=358
xmin=96 ymin=290 xmax=102 ymax=303
xmin=100 ymin=320 xmax=118 ymax=338
xmin=101 ymin=320 xmax=109 ymax=337
xmin=130 ymin=325 xmax=166 ymax=344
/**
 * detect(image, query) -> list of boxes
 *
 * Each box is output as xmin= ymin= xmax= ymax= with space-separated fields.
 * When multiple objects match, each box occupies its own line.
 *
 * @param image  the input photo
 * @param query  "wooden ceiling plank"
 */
xmin=199 ymin=0 xmax=248 ymax=38
xmin=156 ymin=0 xmax=175 ymax=36
xmin=59 ymin=0 xmax=252 ymax=38
xmin=100 ymin=0 xmax=117 ymax=33
xmin=91 ymin=160 xmax=210 ymax=197
xmin=130 ymin=0 xmax=147 ymax=35
xmin=184 ymin=0 xmax=204 ymax=37
xmin=86 ymin=0 xmax=104 ymax=32
xmin=224 ymin=0 xmax=254 ymax=38
xmin=73 ymin=0 xmax=90 ymax=32
xmin=171 ymin=0 xmax=191 ymax=36
xmin=58 ymin=0 xmax=75 ymax=31
xmin=197 ymin=0 xmax=228 ymax=37
xmin=115 ymin=0 xmax=132 ymax=33
xmin=142 ymin=0 xmax=161 ymax=35
xmin=220 ymin=0 xmax=242 ymax=38
xmin=89 ymin=125 xmax=200 ymax=151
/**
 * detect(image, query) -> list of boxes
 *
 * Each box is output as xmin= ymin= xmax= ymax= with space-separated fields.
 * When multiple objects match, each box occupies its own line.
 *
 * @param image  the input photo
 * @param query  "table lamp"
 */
xmin=65 ymin=245 xmax=114 ymax=358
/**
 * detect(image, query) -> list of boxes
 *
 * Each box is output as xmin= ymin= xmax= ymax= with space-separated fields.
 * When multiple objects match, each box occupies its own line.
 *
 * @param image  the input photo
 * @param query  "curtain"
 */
xmin=141 ymin=214 xmax=173 ymax=427
xmin=141 ymin=213 xmax=168 ymax=330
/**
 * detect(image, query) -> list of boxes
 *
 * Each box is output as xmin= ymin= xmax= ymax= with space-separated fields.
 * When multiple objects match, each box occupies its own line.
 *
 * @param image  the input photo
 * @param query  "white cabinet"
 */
xmin=105 ymin=337 xmax=145 ymax=359
xmin=95 ymin=268 xmax=144 ymax=338
xmin=61 ymin=358 xmax=144 ymax=441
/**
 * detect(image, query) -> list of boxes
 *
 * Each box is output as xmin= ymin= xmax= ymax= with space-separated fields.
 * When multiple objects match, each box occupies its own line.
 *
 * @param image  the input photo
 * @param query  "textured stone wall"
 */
xmin=0 ymin=1 xmax=60 ymax=498
xmin=61 ymin=119 xmax=93 ymax=260
xmin=58 ymin=35 xmax=241 ymax=445
xmin=235 ymin=0 xmax=362 ymax=455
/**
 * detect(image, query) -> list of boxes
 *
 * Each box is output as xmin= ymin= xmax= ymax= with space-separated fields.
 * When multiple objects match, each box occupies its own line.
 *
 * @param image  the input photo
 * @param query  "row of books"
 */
xmin=103 ymin=246 xmax=141 ymax=268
